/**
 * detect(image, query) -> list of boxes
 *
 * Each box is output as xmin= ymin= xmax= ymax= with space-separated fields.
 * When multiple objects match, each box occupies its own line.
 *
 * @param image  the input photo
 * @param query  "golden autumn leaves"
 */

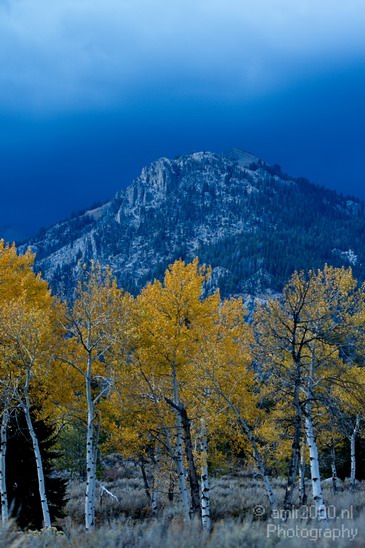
xmin=0 ymin=241 xmax=364 ymax=528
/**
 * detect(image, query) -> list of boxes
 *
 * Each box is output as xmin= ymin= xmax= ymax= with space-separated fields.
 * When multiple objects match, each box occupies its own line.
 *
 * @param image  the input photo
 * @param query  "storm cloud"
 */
xmin=1 ymin=1 xmax=365 ymax=241
xmin=1 ymin=0 xmax=365 ymax=111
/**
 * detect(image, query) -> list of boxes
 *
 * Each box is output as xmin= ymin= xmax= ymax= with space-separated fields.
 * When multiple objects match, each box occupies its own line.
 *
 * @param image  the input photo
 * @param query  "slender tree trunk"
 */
xmin=0 ymin=405 xmax=9 ymax=526
xmin=22 ymin=385 xmax=51 ymax=529
xmin=210 ymin=375 xmax=276 ymax=510
xmin=171 ymin=364 xmax=190 ymax=518
xmin=85 ymin=349 xmax=97 ymax=530
xmin=140 ymin=456 xmax=159 ymax=516
xmin=140 ymin=459 xmax=151 ymax=500
xmin=168 ymin=474 xmax=174 ymax=502
xmin=180 ymin=405 xmax=201 ymax=518
xmin=304 ymin=400 xmax=326 ymax=521
xmin=150 ymin=477 xmax=158 ymax=516
xmin=200 ymin=424 xmax=211 ymax=532
xmin=215 ymin=390 xmax=276 ymax=511
xmin=261 ymin=466 xmax=277 ymax=512
xmin=284 ymin=379 xmax=301 ymax=510
xmin=175 ymin=413 xmax=190 ymax=517
xmin=298 ymin=442 xmax=307 ymax=505
xmin=330 ymin=444 xmax=338 ymax=495
xmin=350 ymin=414 xmax=360 ymax=491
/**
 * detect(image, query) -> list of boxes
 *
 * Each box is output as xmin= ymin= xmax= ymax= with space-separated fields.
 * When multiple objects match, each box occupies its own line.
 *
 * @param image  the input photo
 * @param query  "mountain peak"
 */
xmin=221 ymin=148 xmax=260 ymax=167
xmin=22 ymin=149 xmax=365 ymax=299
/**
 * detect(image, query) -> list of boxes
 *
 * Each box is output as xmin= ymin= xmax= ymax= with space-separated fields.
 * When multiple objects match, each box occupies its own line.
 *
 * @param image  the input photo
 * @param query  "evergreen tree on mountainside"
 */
xmin=6 ymin=411 xmax=67 ymax=529
xmin=22 ymin=151 xmax=365 ymax=299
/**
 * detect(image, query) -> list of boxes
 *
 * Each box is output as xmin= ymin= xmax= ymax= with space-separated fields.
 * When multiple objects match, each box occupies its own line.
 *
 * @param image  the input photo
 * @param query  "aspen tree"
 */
xmin=0 ymin=301 xmax=56 ymax=529
xmin=349 ymin=414 xmax=361 ymax=490
xmin=255 ymin=266 xmax=363 ymax=519
xmin=0 ymin=241 xmax=58 ymax=529
xmin=199 ymin=420 xmax=211 ymax=532
xmin=298 ymin=442 xmax=307 ymax=504
xmin=136 ymin=259 xmax=220 ymax=519
xmin=104 ymin=365 xmax=167 ymax=517
xmin=325 ymin=366 xmax=365 ymax=492
xmin=254 ymin=278 xmax=312 ymax=512
xmin=57 ymin=262 xmax=130 ymax=530
xmin=196 ymin=297 xmax=277 ymax=511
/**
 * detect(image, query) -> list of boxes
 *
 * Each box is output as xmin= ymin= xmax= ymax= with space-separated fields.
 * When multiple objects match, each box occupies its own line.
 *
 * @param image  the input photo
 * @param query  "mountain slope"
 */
xmin=23 ymin=149 xmax=365 ymax=297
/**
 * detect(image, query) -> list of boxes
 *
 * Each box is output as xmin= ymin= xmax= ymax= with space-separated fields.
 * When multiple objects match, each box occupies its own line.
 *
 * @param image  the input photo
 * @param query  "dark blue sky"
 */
xmin=1 ymin=1 xmax=365 ymax=241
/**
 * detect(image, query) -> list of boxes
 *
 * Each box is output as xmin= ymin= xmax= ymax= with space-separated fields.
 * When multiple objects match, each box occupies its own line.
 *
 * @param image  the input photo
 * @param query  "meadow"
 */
xmin=2 ymin=458 xmax=365 ymax=547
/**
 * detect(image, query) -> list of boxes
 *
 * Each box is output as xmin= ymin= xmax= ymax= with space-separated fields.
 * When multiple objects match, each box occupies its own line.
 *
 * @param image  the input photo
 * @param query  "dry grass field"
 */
xmin=1 ymin=458 xmax=364 ymax=547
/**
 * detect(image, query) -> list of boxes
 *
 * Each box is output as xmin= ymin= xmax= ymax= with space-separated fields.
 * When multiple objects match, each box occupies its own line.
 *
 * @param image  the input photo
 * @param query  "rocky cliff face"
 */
xmin=23 ymin=149 xmax=365 ymax=297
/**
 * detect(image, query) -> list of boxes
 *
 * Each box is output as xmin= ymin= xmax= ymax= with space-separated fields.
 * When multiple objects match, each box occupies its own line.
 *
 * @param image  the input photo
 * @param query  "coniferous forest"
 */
xmin=0 ymin=240 xmax=364 ymax=546
xmin=25 ymin=153 xmax=365 ymax=302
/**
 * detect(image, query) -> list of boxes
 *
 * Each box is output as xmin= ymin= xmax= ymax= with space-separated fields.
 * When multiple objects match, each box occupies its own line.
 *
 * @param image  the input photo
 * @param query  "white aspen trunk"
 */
xmin=92 ymin=417 xmax=99 ymax=515
xmin=175 ymin=412 xmax=190 ymax=517
xmin=350 ymin=414 xmax=360 ymax=491
xmin=304 ymin=402 xmax=326 ymax=521
xmin=172 ymin=363 xmax=190 ymax=519
xmin=262 ymin=471 xmax=277 ymax=511
xmin=142 ymin=450 xmax=159 ymax=516
xmin=151 ymin=478 xmax=158 ymax=516
xmin=23 ymin=387 xmax=51 ymax=529
xmin=330 ymin=444 xmax=338 ymax=495
xmin=298 ymin=442 xmax=307 ymax=505
xmin=0 ymin=405 xmax=9 ymax=526
xmin=200 ymin=424 xmax=212 ymax=533
xmin=284 ymin=375 xmax=302 ymax=511
xmin=151 ymin=445 xmax=159 ymax=516
xmin=85 ymin=348 xmax=97 ymax=530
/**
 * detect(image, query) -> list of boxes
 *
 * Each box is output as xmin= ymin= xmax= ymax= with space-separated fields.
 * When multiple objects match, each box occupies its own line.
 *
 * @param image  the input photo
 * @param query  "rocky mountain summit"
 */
xmin=23 ymin=149 xmax=365 ymax=297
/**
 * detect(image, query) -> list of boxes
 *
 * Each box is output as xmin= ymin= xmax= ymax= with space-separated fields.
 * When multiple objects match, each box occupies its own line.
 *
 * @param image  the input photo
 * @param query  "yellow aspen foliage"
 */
xmin=193 ymin=297 xmax=262 ymax=463
xmin=254 ymin=265 xmax=364 ymax=515
xmin=133 ymin=258 xmax=220 ymax=445
xmin=0 ymin=241 xmax=65 ymax=528
xmin=0 ymin=241 xmax=62 ymax=409
xmin=56 ymin=261 xmax=133 ymax=529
